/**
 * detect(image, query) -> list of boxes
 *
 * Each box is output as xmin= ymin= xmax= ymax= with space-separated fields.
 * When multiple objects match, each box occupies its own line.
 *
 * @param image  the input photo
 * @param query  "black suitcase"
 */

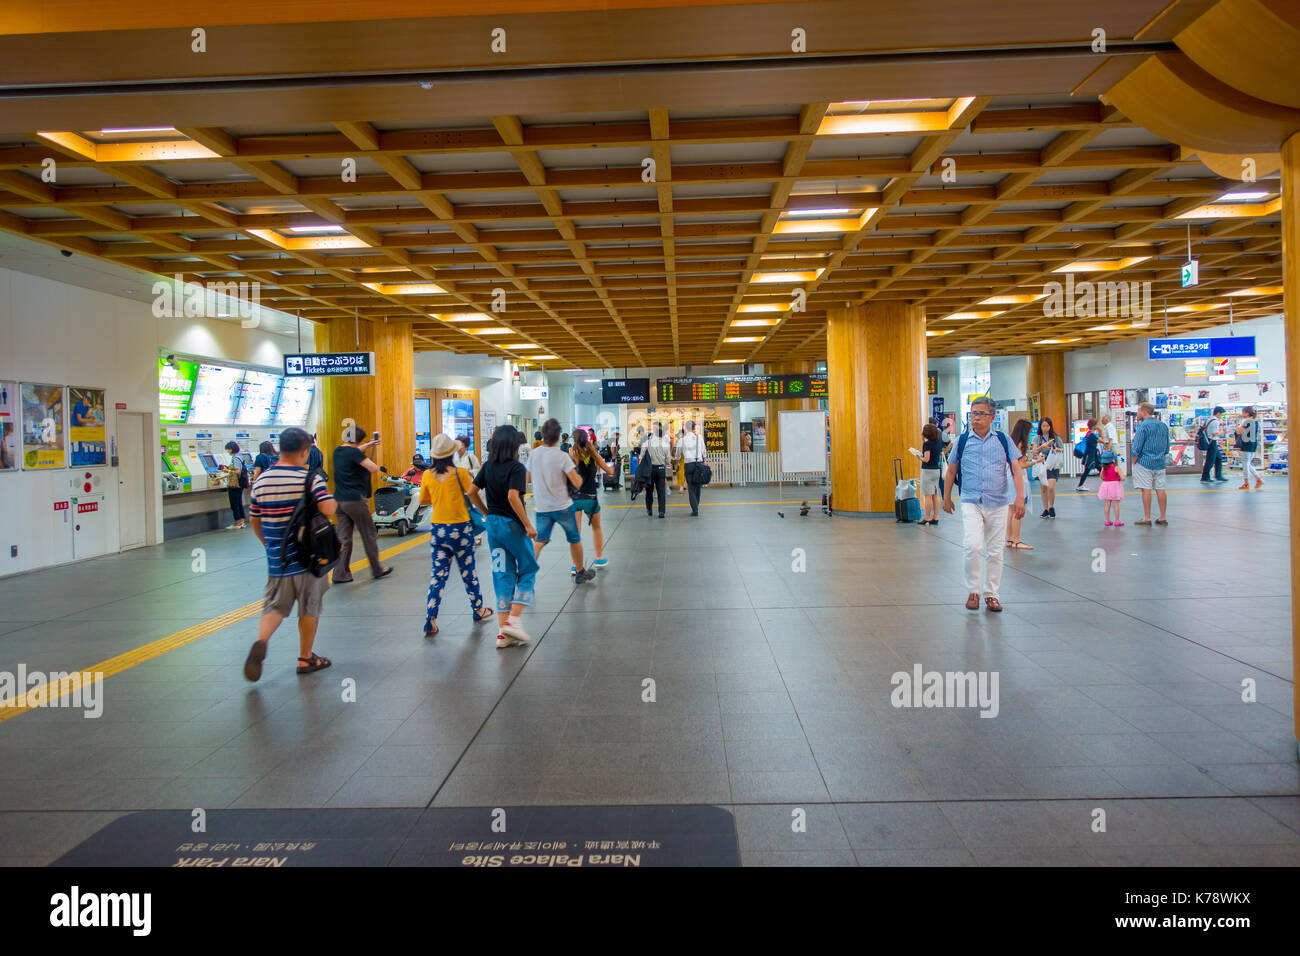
xmin=603 ymin=454 xmax=622 ymax=490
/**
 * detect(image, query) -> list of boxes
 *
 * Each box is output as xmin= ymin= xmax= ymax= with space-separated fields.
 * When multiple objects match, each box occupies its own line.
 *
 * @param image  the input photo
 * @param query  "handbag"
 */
xmin=453 ymin=467 xmax=487 ymax=536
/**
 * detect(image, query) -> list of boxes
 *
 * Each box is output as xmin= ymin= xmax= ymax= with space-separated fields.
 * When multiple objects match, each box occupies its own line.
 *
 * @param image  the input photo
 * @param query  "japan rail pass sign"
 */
xmin=284 ymin=352 xmax=375 ymax=377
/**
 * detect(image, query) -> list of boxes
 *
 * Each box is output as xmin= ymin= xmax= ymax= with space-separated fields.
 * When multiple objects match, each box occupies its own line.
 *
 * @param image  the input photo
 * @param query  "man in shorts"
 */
xmin=1131 ymin=402 xmax=1171 ymax=526
xmin=528 ymin=418 xmax=595 ymax=583
xmin=243 ymin=425 xmax=338 ymax=681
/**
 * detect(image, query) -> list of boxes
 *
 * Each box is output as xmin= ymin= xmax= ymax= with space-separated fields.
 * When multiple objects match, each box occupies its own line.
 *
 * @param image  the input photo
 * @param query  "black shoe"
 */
xmin=1200 ymin=478 xmax=1213 ymax=483
xmin=658 ymin=513 xmax=665 ymax=519
xmin=691 ymin=511 xmax=699 ymax=516
xmin=375 ymin=567 xmax=394 ymax=579
xmin=1040 ymin=509 xmax=1049 ymax=518
xmin=575 ymin=568 xmax=596 ymax=583
xmin=1049 ymin=508 xmax=1056 ymax=518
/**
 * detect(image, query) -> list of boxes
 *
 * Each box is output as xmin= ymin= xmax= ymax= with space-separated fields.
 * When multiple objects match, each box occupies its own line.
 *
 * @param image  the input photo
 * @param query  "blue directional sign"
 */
xmin=284 ymin=352 xmax=375 ymax=376
xmin=1147 ymin=336 xmax=1255 ymax=360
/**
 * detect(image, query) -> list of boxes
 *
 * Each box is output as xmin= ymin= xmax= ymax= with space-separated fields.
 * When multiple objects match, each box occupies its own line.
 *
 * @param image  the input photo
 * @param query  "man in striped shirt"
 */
xmin=243 ymin=426 xmax=338 ymax=681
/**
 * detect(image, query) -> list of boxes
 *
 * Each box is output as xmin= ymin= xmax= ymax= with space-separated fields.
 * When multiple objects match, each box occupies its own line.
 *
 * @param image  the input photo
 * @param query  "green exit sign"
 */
xmin=1181 ymin=259 xmax=1198 ymax=288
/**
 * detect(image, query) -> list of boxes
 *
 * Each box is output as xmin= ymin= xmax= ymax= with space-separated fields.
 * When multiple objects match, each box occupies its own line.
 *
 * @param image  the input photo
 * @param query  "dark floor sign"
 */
xmin=52 ymin=805 xmax=740 ymax=867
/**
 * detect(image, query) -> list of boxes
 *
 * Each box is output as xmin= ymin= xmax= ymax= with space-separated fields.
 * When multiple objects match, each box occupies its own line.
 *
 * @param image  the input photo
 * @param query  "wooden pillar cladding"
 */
xmin=827 ymin=301 xmax=927 ymax=514
xmin=1026 ymin=351 xmax=1067 ymax=436
xmin=316 ymin=317 xmax=414 ymax=494
xmin=764 ymin=360 xmax=814 ymax=454
xmin=1283 ymin=131 xmax=1300 ymax=754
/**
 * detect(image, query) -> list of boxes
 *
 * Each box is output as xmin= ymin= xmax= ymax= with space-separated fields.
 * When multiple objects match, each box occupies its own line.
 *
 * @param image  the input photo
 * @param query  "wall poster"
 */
xmin=0 ymin=382 xmax=17 ymax=471
xmin=69 ymin=386 xmax=108 ymax=467
xmin=626 ymin=405 xmax=729 ymax=451
xmin=21 ymin=383 xmax=66 ymax=469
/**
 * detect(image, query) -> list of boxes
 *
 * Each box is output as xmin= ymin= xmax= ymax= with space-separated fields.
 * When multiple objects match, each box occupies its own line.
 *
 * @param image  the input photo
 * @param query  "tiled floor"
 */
xmin=0 ymin=477 xmax=1296 ymax=865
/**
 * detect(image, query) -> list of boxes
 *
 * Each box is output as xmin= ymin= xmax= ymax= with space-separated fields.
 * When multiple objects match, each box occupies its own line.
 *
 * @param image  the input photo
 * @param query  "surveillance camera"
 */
xmin=60 ymin=249 xmax=73 ymax=257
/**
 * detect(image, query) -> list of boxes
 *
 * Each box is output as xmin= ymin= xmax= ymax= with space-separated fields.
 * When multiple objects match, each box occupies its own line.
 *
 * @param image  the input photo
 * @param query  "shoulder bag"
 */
xmin=453 ymin=467 xmax=488 ymax=536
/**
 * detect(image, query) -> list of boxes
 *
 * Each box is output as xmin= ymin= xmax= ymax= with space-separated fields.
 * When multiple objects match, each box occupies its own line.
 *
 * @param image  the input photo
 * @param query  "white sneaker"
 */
xmin=499 ymin=621 xmax=531 ymax=644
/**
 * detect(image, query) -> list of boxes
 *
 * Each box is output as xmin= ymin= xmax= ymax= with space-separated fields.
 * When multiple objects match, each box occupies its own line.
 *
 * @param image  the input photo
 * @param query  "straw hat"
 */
xmin=431 ymin=433 xmax=458 ymax=458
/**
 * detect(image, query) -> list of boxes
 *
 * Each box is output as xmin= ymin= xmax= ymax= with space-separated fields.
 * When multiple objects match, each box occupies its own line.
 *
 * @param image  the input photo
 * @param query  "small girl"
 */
xmin=1097 ymin=450 xmax=1125 ymax=526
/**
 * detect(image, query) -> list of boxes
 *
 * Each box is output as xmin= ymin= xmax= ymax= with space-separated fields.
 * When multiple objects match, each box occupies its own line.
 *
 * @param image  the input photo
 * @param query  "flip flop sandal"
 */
xmin=985 ymin=596 xmax=1003 ymax=613
xmin=296 ymin=653 xmax=332 ymax=675
xmin=424 ymin=623 xmax=438 ymax=637
xmin=243 ymin=640 xmax=267 ymax=682
xmin=965 ymin=593 xmax=980 ymax=610
xmin=475 ymin=607 xmax=495 ymax=623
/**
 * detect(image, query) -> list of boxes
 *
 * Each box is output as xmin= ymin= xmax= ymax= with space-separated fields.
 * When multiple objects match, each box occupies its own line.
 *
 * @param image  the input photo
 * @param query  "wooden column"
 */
xmin=1026 ymin=351 xmax=1067 ymax=433
xmin=316 ymin=317 xmax=414 ymax=492
xmin=1283 ymin=131 xmax=1300 ymax=755
xmin=827 ymin=301 xmax=927 ymax=514
xmin=765 ymin=360 xmax=814 ymax=454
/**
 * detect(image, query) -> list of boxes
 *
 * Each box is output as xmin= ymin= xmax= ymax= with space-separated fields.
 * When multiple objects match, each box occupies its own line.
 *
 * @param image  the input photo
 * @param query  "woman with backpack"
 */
xmin=1074 ymin=419 xmax=1101 ymax=492
xmin=221 ymin=441 xmax=249 ymax=530
xmin=1235 ymin=407 xmax=1264 ymax=490
xmin=417 ymin=434 xmax=495 ymax=638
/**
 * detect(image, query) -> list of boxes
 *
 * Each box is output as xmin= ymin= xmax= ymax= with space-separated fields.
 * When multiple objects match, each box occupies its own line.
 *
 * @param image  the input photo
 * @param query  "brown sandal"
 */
xmin=296 ymin=653 xmax=332 ymax=674
xmin=475 ymin=607 xmax=494 ymax=623
xmin=243 ymin=640 xmax=267 ymax=682
xmin=985 ymin=596 xmax=1003 ymax=613
xmin=965 ymin=593 xmax=980 ymax=610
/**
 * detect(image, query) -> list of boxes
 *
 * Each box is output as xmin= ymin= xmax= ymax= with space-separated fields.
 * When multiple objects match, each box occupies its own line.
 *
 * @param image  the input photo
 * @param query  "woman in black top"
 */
xmin=568 ymin=429 xmax=615 ymax=568
xmin=1031 ymin=417 xmax=1064 ymax=518
xmin=472 ymin=425 xmax=539 ymax=648
xmin=918 ymin=423 xmax=943 ymax=525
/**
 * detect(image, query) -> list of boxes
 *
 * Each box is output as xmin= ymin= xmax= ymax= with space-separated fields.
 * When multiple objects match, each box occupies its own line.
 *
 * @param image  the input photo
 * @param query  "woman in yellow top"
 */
xmin=418 ymin=433 xmax=495 ymax=637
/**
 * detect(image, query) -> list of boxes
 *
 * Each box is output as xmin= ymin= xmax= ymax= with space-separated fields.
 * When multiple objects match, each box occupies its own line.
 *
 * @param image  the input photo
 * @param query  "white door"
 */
xmin=117 ymin=412 xmax=148 ymax=550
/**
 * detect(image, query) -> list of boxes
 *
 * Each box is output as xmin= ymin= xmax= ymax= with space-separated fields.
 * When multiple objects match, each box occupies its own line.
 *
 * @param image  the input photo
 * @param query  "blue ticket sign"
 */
xmin=284 ymin=352 xmax=375 ymax=376
xmin=1147 ymin=337 xmax=1255 ymax=360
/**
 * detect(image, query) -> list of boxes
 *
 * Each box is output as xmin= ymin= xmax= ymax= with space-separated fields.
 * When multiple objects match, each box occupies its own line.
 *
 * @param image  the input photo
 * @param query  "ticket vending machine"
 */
xmin=181 ymin=438 xmax=212 ymax=491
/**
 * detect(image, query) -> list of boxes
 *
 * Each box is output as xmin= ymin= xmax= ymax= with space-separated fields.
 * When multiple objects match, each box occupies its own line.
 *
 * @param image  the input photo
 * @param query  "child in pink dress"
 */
xmin=1097 ymin=451 xmax=1125 ymax=525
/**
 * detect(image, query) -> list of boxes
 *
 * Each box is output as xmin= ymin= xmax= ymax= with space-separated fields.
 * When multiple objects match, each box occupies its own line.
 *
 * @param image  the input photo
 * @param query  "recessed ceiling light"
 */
xmin=943 ymin=311 xmax=1002 ymax=320
xmin=436 ymin=313 xmax=489 ymax=322
xmin=723 ymin=336 xmax=762 ymax=343
xmin=1219 ymin=190 xmax=1269 ymax=201
xmin=737 ymin=304 xmax=786 ymax=313
xmin=583 ymin=379 xmax=600 ymax=383
xmin=100 ymin=126 xmax=176 ymax=135
xmin=288 ymin=225 xmax=346 ymax=234
xmin=782 ymin=208 xmax=851 ymax=218
xmin=1228 ymin=286 xmax=1283 ymax=296
xmin=715 ymin=359 xmax=744 ymax=364
xmin=730 ymin=319 xmax=780 ymax=327
xmin=752 ymin=270 xmax=823 ymax=284
xmin=505 ymin=343 xmax=540 ymax=349
xmin=470 ymin=327 xmax=510 ymax=335
xmin=1053 ymin=256 xmax=1151 ymax=273
xmin=533 ymin=354 xmax=557 ymax=360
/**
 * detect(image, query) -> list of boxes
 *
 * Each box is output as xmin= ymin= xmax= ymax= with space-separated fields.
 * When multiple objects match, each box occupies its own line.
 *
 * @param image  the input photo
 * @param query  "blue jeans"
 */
xmin=485 ymin=514 xmax=539 ymax=612
xmin=536 ymin=504 xmax=581 ymax=543
xmin=425 ymin=521 xmax=485 ymax=627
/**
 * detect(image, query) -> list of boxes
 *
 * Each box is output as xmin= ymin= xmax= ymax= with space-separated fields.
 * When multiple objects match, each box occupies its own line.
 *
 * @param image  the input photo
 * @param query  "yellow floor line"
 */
xmin=0 ymin=532 xmax=430 ymax=723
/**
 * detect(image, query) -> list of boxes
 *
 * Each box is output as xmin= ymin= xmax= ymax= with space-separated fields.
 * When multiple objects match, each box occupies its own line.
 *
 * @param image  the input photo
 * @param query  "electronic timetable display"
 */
xmin=602 ymin=378 xmax=651 ymax=404
xmin=656 ymin=374 xmax=828 ymax=403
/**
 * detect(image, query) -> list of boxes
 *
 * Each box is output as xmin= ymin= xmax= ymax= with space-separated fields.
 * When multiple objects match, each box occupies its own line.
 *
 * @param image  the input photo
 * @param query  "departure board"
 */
xmin=656 ymin=374 xmax=827 ymax=403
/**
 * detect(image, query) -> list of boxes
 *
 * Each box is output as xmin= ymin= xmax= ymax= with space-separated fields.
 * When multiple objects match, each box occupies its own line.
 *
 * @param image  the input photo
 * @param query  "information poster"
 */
xmin=0 ymin=381 xmax=17 ymax=471
xmin=627 ymin=405 xmax=728 ymax=451
xmin=703 ymin=418 xmax=729 ymax=454
xmin=21 ymin=383 xmax=66 ymax=469
xmin=752 ymin=416 xmax=766 ymax=451
xmin=68 ymin=387 xmax=107 ymax=466
xmin=158 ymin=358 xmax=199 ymax=424
xmin=414 ymin=397 xmax=432 ymax=460
xmin=739 ymin=421 xmax=753 ymax=452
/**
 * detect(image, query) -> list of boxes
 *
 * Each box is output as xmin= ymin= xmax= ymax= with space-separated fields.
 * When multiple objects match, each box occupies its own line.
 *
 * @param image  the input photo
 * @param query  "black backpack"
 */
xmin=235 ymin=457 xmax=250 ymax=489
xmin=1196 ymin=424 xmax=1209 ymax=451
xmin=282 ymin=473 xmax=341 ymax=578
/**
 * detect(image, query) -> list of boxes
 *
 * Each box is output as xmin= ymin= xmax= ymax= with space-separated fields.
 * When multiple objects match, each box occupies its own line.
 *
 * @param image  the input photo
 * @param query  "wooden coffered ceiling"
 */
xmin=0 ymin=0 xmax=1283 ymax=367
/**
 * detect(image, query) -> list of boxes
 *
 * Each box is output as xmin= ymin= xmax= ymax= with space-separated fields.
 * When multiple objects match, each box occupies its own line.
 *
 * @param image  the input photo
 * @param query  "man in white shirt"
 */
xmin=1200 ymin=406 xmax=1228 ymax=482
xmin=1100 ymin=414 xmax=1119 ymax=452
xmin=679 ymin=420 xmax=707 ymax=516
xmin=529 ymin=418 xmax=595 ymax=582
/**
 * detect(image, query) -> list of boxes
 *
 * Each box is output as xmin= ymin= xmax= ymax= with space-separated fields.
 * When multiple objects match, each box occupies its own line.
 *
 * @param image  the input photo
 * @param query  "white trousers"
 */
xmin=961 ymin=502 xmax=1009 ymax=598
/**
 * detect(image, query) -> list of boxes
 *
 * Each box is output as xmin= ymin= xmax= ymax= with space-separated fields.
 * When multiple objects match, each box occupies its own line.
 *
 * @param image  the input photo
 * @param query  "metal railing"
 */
xmin=704 ymin=450 xmax=829 ymax=486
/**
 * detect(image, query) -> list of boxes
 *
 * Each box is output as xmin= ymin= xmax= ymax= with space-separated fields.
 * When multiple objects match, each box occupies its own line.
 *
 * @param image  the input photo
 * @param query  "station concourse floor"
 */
xmin=0 ymin=475 xmax=1296 ymax=867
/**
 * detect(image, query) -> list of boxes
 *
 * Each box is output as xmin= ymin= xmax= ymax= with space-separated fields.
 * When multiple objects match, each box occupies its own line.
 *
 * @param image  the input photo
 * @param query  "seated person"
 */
xmin=402 ymin=454 xmax=428 ymax=482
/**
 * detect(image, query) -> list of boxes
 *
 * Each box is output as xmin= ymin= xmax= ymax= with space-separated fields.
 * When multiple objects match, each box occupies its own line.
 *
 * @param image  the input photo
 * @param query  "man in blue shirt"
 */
xmin=1131 ymin=402 xmax=1171 ymax=526
xmin=941 ymin=397 xmax=1025 ymax=613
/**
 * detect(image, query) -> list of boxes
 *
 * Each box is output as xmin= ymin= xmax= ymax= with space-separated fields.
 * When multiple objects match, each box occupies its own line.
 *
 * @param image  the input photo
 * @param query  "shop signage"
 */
xmin=77 ymin=501 xmax=98 ymax=514
xmin=1181 ymin=259 xmax=1198 ymax=288
xmin=702 ymin=419 xmax=729 ymax=454
xmin=1147 ymin=336 xmax=1255 ymax=359
xmin=931 ymin=396 xmax=944 ymax=419
xmin=54 ymin=501 xmax=69 ymax=512
xmin=926 ymin=372 xmax=937 ymax=395
xmin=519 ymin=385 xmax=548 ymax=400
xmin=1108 ymin=389 xmax=1124 ymax=410
xmin=283 ymin=352 xmax=375 ymax=377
